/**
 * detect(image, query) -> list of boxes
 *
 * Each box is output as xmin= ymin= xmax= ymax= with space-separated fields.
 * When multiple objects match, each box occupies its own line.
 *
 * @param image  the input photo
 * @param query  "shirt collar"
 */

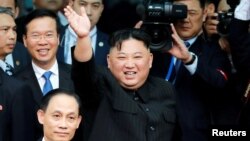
xmin=184 ymin=36 xmax=198 ymax=47
xmin=90 ymin=26 xmax=97 ymax=38
xmin=32 ymin=60 xmax=59 ymax=79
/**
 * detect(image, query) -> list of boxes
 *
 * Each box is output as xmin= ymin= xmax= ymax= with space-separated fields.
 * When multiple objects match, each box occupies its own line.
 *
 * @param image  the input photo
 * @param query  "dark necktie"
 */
xmin=42 ymin=71 xmax=53 ymax=95
xmin=5 ymin=62 xmax=14 ymax=75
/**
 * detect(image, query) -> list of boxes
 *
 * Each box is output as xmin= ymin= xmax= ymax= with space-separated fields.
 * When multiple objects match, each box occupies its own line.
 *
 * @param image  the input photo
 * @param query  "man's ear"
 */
xmin=14 ymin=7 xmax=20 ymax=18
xmin=76 ymin=115 xmax=82 ymax=128
xmin=37 ymin=109 xmax=45 ymax=125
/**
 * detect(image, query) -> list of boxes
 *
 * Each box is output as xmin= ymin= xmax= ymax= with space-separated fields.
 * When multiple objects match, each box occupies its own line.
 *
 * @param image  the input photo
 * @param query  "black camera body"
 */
xmin=217 ymin=0 xmax=240 ymax=36
xmin=217 ymin=11 xmax=233 ymax=36
xmin=137 ymin=0 xmax=187 ymax=51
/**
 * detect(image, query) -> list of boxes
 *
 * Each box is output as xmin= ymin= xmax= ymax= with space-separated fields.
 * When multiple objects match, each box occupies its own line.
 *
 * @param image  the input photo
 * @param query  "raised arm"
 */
xmin=64 ymin=5 xmax=92 ymax=62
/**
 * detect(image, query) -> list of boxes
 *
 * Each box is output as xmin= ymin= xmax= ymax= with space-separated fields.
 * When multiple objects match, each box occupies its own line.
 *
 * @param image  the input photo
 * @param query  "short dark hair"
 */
xmin=109 ymin=28 xmax=151 ymax=51
xmin=40 ymin=89 xmax=82 ymax=115
xmin=23 ymin=9 xmax=60 ymax=35
xmin=0 ymin=6 xmax=14 ymax=18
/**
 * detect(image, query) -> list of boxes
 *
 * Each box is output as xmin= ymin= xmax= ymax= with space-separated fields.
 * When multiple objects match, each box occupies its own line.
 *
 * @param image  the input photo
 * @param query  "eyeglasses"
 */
xmin=28 ymin=32 xmax=57 ymax=41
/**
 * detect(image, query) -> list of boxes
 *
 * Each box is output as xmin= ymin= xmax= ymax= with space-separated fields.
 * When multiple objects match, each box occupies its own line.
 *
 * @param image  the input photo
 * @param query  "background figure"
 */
xmin=0 ymin=0 xmax=30 ymax=74
xmin=228 ymin=0 xmax=250 ymax=126
xmin=14 ymin=9 xmax=74 ymax=140
xmin=165 ymin=0 xmax=231 ymax=140
xmin=58 ymin=0 xmax=109 ymax=66
xmin=203 ymin=0 xmax=243 ymax=126
xmin=0 ymin=6 xmax=36 ymax=141
xmin=37 ymin=89 xmax=82 ymax=141
xmin=64 ymin=5 xmax=177 ymax=141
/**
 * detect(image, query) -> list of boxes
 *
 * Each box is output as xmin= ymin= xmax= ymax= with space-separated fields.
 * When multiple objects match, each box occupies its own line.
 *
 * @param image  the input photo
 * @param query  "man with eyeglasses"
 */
xmin=14 ymin=9 xmax=75 ymax=140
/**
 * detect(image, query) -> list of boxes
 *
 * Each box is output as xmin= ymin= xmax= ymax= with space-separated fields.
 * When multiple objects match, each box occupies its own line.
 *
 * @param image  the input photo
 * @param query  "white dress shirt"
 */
xmin=63 ymin=26 xmax=97 ymax=64
xmin=234 ymin=0 xmax=250 ymax=21
xmin=32 ymin=60 xmax=59 ymax=92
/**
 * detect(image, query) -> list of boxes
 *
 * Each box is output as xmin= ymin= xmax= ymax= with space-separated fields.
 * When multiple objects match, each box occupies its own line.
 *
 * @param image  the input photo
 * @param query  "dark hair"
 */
xmin=40 ymin=89 xmax=82 ymax=115
xmin=0 ymin=6 xmax=14 ymax=18
xmin=109 ymin=28 xmax=151 ymax=51
xmin=23 ymin=9 xmax=60 ymax=35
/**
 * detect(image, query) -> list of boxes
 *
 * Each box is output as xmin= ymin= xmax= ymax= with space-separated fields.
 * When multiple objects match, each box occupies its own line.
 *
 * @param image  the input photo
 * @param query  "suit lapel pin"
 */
xmin=98 ymin=42 xmax=104 ymax=47
xmin=16 ymin=60 xmax=20 ymax=66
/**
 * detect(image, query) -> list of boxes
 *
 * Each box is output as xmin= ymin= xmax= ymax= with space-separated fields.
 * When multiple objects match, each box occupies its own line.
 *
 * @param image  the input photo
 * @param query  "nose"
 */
xmin=124 ymin=59 xmax=135 ymax=68
xmin=59 ymin=118 xmax=68 ymax=129
xmin=8 ymin=29 xmax=16 ymax=40
xmin=85 ymin=5 xmax=92 ymax=16
xmin=37 ymin=35 xmax=48 ymax=44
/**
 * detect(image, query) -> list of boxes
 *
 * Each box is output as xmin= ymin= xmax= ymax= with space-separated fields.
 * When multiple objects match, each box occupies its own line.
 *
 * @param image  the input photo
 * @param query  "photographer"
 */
xmin=228 ymin=0 xmax=250 ymax=126
xmin=203 ymin=0 xmax=244 ymax=126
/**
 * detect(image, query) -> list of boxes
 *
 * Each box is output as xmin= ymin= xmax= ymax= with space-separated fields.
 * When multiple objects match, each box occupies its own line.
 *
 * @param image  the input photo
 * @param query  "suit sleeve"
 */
xmin=229 ymin=19 xmax=250 ymax=78
xmin=11 ymin=82 xmax=36 ymax=141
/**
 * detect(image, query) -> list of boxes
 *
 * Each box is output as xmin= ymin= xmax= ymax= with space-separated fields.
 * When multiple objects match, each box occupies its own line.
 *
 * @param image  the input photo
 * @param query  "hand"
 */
xmin=168 ymin=23 xmax=192 ymax=63
xmin=204 ymin=13 xmax=219 ymax=37
xmin=64 ymin=5 xmax=91 ymax=38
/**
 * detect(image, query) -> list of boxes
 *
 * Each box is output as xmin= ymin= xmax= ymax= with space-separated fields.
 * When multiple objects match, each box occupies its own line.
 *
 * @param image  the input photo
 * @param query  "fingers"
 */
xmin=80 ymin=6 xmax=87 ymax=16
xmin=64 ymin=5 xmax=72 ymax=18
xmin=134 ymin=21 xmax=143 ymax=29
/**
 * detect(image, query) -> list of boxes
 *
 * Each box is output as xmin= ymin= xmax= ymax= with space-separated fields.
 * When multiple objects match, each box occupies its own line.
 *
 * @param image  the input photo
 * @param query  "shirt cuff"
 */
xmin=184 ymin=53 xmax=198 ymax=75
xmin=234 ymin=0 xmax=250 ymax=21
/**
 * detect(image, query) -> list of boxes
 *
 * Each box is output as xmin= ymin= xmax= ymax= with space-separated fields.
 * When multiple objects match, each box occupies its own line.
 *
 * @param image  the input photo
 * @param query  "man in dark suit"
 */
xmin=14 ymin=9 xmax=74 ymax=140
xmin=58 ymin=0 xmax=109 ymax=66
xmin=65 ymin=6 xmax=177 ymax=141
xmin=166 ymin=0 xmax=231 ymax=140
xmin=0 ymin=7 xmax=36 ymax=141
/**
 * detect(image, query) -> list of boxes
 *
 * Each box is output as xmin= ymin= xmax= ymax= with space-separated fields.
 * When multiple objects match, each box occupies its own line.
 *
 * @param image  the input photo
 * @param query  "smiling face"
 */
xmin=107 ymin=38 xmax=153 ymax=90
xmin=0 ymin=13 xmax=16 ymax=59
xmin=23 ymin=16 xmax=59 ymax=69
xmin=37 ymin=94 xmax=82 ymax=141
xmin=174 ymin=0 xmax=206 ymax=40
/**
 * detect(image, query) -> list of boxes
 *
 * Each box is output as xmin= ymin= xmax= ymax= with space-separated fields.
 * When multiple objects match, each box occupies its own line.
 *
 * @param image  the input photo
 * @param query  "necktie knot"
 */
xmin=184 ymin=41 xmax=190 ymax=48
xmin=42 ymin=71 xmax=53 ymax=95
xmin=43 ymin=71 xmax=52 ymax=80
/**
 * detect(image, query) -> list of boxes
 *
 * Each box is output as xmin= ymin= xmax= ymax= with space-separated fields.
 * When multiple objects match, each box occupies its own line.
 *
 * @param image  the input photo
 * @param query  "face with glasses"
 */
xmin=23 ymin=16 xmax=59 ymax=69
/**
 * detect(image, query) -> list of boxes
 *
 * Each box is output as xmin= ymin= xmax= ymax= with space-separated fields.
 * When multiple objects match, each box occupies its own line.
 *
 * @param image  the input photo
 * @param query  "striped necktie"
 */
xmin=5 ymin=62 xmax=14 ymax=75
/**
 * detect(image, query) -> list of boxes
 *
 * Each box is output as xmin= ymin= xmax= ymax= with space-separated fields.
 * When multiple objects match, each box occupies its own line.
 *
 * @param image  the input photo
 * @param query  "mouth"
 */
xmin=7 ymin=44 xmax=15 ymax=49
xmin=37 ymin=48 xmax=50 ymax=56
xmin=124 ymin=71 xmax=137 ymax=78
xmin=55 ymin=132 xmax=69 ymax=137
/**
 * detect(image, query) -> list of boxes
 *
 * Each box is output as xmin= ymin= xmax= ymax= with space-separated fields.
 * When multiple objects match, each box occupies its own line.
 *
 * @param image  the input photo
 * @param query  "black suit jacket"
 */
xmin=0 ymin=69 xmax=36 ymax=141
xmin=57 ymin=26 xmax=110 ymax=66
xmin=174 ymin=34 xmax=231 ymax=141
xmin=14 ymin=61 xmax=74 ymax=140
xmin=72 ymin=56 xmax=177 ymax=141
xmin=12 ymin=41 xmax=31 ymax=74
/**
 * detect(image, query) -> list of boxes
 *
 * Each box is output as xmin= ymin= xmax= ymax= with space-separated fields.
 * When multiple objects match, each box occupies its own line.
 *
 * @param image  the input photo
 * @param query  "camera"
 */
xmin=137 ymin=0 xmax=187 ymax=51
xmin=217 ymin=11 xmax=233 ymax=36
xmin=217 ymin=0 xmax=240 ymax=36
